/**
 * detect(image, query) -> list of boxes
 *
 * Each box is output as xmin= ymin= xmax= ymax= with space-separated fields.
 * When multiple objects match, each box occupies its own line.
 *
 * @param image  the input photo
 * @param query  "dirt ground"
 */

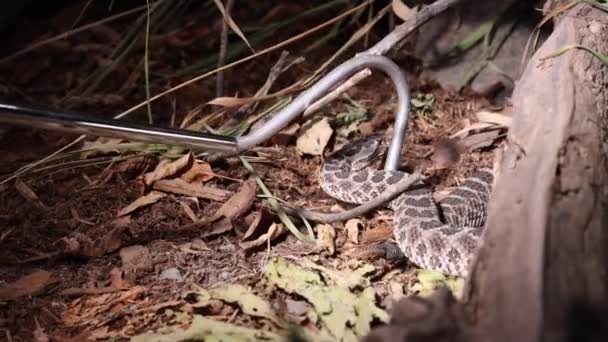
xmin=0 ymin=1 xmax=505 ymax=341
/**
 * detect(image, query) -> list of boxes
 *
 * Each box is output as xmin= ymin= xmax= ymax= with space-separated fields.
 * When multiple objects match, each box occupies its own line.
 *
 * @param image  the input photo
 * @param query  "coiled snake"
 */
xmin=320 ymin=136 xmax=494 ymax=277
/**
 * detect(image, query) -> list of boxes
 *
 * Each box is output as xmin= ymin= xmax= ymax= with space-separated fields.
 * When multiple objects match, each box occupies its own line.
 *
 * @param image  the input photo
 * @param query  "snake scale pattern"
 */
xmin=320 ymin=136 xmax=494 ymax=277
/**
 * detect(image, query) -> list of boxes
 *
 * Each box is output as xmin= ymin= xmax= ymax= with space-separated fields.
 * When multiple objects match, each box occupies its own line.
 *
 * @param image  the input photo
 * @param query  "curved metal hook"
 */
xmin=0 ymin=55 xmax=410 ymax=170
xmin=236 ymin=54 xmax=410 ymax=171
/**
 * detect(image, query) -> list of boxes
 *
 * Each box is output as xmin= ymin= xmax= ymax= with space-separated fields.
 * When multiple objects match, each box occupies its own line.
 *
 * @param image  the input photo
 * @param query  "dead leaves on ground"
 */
xmin=133 ymin=256 xmax=387 ymax=342
xmin=0 ymin=270 xmax=56 ymax=301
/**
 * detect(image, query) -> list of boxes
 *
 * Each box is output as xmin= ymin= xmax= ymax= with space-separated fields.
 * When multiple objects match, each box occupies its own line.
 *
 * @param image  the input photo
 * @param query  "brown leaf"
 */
xmin=117 ymin=191 xmax=166 ymax=217
xmin=14 ymin=179 xmax=48 ymax=210
xmin=240 ymin=222 xmax=286 ymax=250
xmin=212 ymin=0 xmax=254 ymax=51
xmin=0 ymin=270 xmax=54 ymax=301
xmin=143 ymin=153 xmax=194 ymax=185
xmin=180 ymin=161 xmax=215 ymax=183
xmin=153 ymin=178 xmax=230 ymax=201
xmin=202 ymin=217 xmax=233 ymax=238
xmin=209 ymin=178 xmax=257 ymax=221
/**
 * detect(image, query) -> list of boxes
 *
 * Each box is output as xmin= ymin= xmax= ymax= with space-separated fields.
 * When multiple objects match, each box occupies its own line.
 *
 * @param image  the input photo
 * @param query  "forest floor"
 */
xmin=0 ymin=1 xmax=508 ymax=341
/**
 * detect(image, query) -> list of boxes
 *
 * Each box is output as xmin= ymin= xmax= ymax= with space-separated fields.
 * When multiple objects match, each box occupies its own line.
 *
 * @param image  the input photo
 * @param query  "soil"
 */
xmin=0 ymin=1 xmax=503 ymax=341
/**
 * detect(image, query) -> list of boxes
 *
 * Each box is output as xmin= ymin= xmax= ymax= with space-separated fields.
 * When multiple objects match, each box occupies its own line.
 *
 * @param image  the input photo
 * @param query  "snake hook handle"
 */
xmin=0 ymin=54 xmax=410 ymax=171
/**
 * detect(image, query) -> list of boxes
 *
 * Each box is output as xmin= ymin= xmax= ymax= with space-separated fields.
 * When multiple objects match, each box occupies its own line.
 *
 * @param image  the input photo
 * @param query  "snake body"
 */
xmin=320 ymin=136 xmax=494 ymax=277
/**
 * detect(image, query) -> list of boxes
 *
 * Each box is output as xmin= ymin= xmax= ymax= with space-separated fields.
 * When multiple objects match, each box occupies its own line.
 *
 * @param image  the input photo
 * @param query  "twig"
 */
xmin=280 ymin=172 xmax=422 ymax=223
xmin=312 ymin=0 xmax=464 ymax=105
xmin=216 ymin=0 xmax=235 ymax=102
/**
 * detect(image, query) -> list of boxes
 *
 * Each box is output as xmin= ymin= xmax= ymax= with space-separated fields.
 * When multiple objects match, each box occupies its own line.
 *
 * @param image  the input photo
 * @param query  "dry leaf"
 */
xmin=212 ymin=0 xmax=254 ymax=52
xmin=295 ymin=117 xmax=334 ymax=156
xmin=0 ymin=270 xmax=54 ymax=301
xmin=207 ymin=96 xmax=254 ymax=108
xmin=202 ymin=217 xmax=233 ymax=238
xmin=392 ymin=0 xmax=413 ymax=21
xmin=460 ymin=129 xmax=502 ymax=150
xmin=450 ymin=122 xmax=496 ymax=139
xmin=153 ymin=178 xmax=230 ymax=201
xmin=180 ymin=161 xmax=215 ymax=183
xmin=476 ymin=110 xmax=512 ymax=127
xmin=62 ymin=286 xmax=146 ymax=327
xmin=143 ymin=153 xmax=194 ymax=185
xmin=315 ymin=224 xmax=336 ymax=255
xmin=179 ymin=201 xmax=199 ymax=222
xmin=209 ymin=178 xmax=257 ymax=221
xmin=240 ymin=211 xmax=263 ymax=241
xmin=345 ymin=219 xmax=363 ymax=244
xmin=117 ymin=191 xmax=166 ymax=217
xmin=15 ymin=179 xmax=48 ymax=210
xmin=240 ymin=222 xmax=285 ymax=250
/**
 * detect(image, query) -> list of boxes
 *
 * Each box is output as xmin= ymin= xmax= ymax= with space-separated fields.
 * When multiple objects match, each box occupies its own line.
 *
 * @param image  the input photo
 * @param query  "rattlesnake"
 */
xmin=320 ymin=135 xmax=494 ymax=277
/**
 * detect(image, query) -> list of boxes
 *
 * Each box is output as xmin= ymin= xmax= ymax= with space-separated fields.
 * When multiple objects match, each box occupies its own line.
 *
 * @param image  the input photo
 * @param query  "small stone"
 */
xmin=159 ymin=267 xmax=183 ymax=281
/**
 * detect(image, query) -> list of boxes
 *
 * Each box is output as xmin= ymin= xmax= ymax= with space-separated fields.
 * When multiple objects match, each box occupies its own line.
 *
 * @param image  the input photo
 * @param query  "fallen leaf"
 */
xmin=117 ymin=191 xmax=166 ymax=217
xmin=345 ymin=219 xmax=363 ymax=244
xmin=240 ymin=222 xmax=285 ymax=250
xmin=153 ymin=178 xmax=230 ymax=201
xmin=187 ymin=284 xmax=287 ymax=328
xmin=315 ymin=224 xmax=336 ymax=255
xmin=62 ymin=286 xmax=146 ymax=327
xmin=207 ymin=96 xmax=254 ymax=108
xmin=240 ymin=210 xmax=264 ymax=241
xmin=143 ymin=153 xmax=194 ymax=185
xmin=296 ymin=117 xmax=334 ymax=156
xmin=201 ymin=217 xmax=233 ymax=238
xmin=209 ymin=178 xmax=257 ymax=221
xmin=392 ymin=0 xmax=413 ymax=21
xmin=450 ymin=122 xmax=496 ymax=139
xmin=476 ymin=110 xmax=512 ymax=127
xmin=264 ymin=257 xmax=388 ymax=340
xmin=410 ymin=269 xmax=464 ymax=298
xmin=460 ymin=129 xmax=502 ymax=150
xmin=131 ymin=315 xmax=284 ymax=342
xmin=63 ymin=226 xmax=125 ymax=257
xmin=179 ymin=201 xmax=199 ymax=222
xmin=180 ymin=161 xmax=215 ymax=183
xmin=0 ymin=270 xmax=55 ymax=301
xmin=14 ymin=179 xmax=48 ymax=210
xmin=212 ymin=0 xmax=254 ymax=51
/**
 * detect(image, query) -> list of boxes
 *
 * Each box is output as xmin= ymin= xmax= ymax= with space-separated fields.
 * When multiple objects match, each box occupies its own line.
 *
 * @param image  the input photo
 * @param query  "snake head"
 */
xmin=348 ymin=135 xmax=388 ymax=171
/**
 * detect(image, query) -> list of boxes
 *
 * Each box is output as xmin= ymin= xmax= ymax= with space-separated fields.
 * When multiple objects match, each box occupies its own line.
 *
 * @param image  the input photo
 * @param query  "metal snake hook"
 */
xmin=0 ymin=54 xmax=411 ymax=171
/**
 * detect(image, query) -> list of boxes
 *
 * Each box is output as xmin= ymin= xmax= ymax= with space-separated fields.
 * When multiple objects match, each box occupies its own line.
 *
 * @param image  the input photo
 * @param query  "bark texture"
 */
xmin=364 ymin=3 xmax=608 ymax=342
xmin=465 ymin=3 xmax=608 ymax=341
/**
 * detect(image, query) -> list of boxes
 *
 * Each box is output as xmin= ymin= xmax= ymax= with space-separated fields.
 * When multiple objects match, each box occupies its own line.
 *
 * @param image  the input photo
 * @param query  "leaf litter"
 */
xmin=0 ymin=1 xmax=505 ymax=340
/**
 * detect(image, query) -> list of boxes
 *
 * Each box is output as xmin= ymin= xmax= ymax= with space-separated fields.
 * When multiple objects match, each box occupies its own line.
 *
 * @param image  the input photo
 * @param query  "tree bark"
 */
xmin=364 ymin=3 xmax=608 ymax=342
xmin=464 ymin=3 xmax=608 ymax=341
